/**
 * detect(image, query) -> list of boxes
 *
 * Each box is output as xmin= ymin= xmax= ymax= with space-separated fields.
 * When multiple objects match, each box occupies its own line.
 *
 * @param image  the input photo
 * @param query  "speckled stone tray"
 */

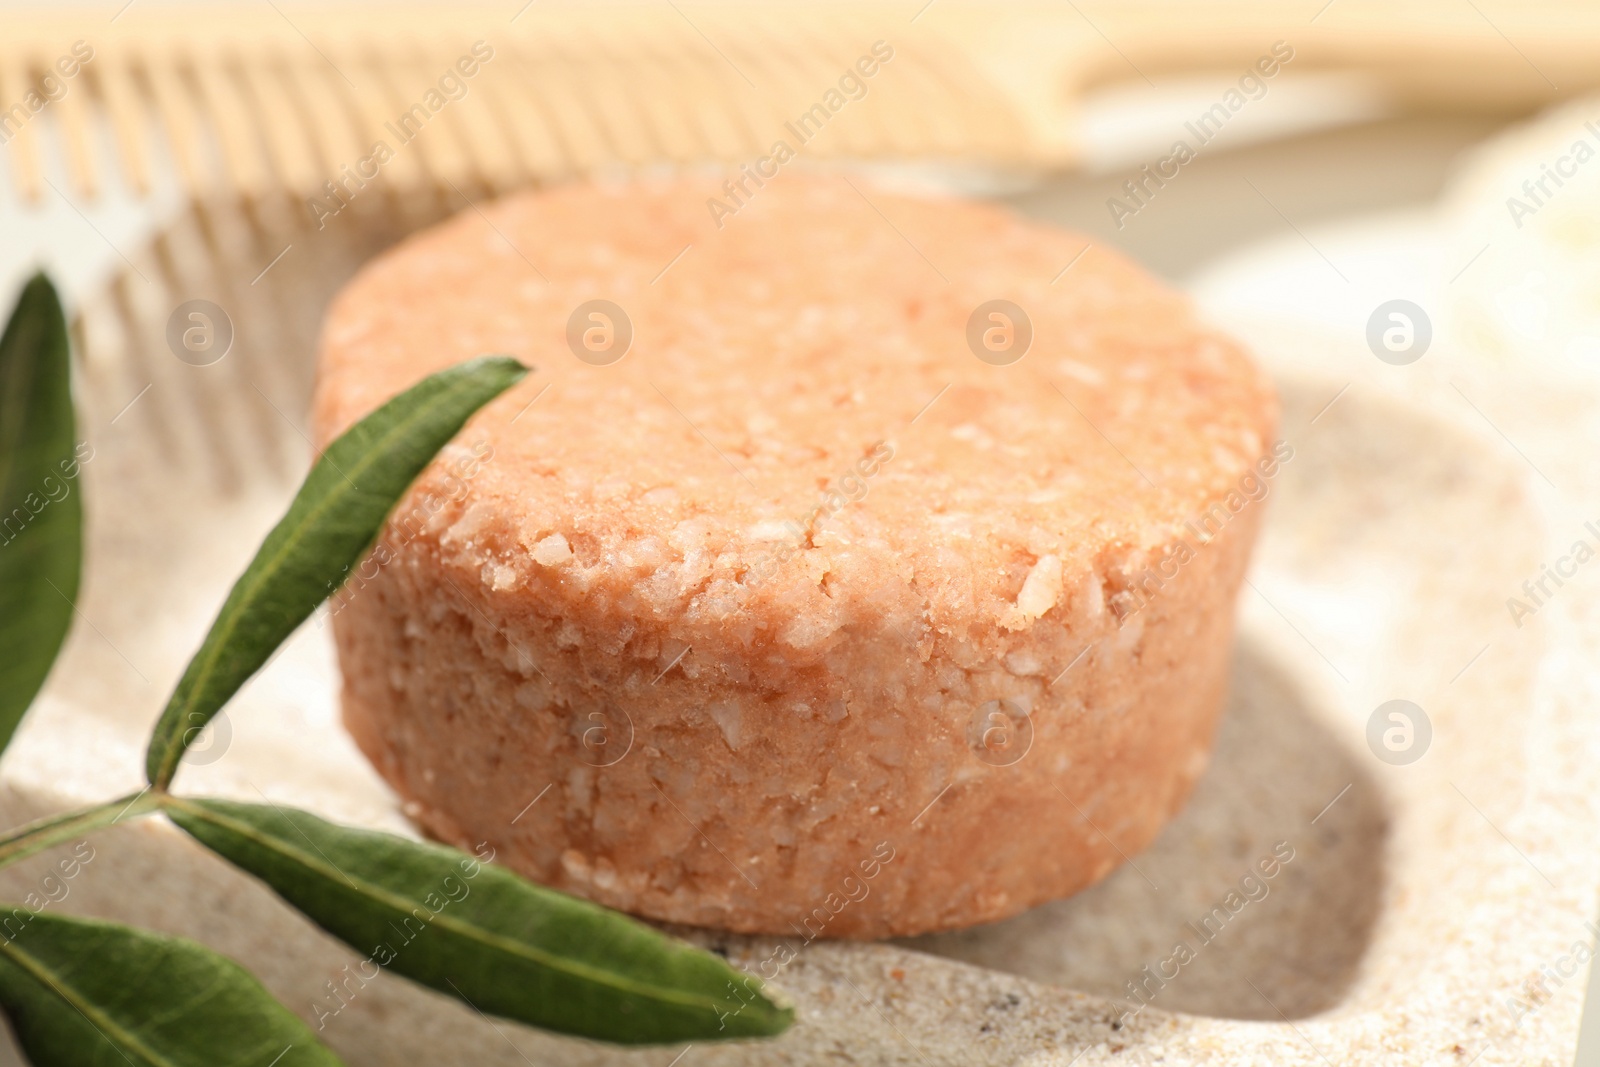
xmin=1 ymin=181 xmax=1595 ymax=1067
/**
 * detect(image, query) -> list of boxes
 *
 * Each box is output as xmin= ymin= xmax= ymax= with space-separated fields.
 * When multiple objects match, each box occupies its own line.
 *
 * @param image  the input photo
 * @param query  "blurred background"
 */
xmin=2 ymin=0 xmax=1598 ymax=291
xmin=4 ymin=2 xmax=1600 ymax=1064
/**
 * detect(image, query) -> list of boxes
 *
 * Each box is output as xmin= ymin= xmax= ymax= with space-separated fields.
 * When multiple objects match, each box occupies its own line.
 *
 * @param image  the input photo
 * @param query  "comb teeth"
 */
xmin=14 ymin=0 xmax=1600 ymax=210
xmin=8 ymin=2 xmax=1600 ymax=210
xmin=0 ymin=5 xmax=1034 ymax=208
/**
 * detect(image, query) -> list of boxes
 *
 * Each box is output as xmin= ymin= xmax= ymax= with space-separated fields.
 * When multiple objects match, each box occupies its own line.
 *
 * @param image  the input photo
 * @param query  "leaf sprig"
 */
xmin=0 ymin=274 xmax=792 ymax=1065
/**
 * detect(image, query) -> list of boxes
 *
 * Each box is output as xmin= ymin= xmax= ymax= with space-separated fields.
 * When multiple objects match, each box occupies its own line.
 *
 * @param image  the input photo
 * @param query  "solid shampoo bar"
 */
xmin=312 ymin=175 xmax=1277 ymax=938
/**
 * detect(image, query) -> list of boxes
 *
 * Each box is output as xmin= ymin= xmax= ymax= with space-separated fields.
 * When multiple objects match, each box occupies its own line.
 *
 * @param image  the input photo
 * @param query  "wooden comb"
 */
xmin=3 ymin=0 xmax=1599 ymax=208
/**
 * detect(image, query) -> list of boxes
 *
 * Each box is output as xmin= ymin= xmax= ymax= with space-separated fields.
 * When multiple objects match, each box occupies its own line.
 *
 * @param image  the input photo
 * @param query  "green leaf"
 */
xmin=163 ymin=797 xmax=793 ymax=1045
xmin=144 ymin=355 xmax=528 ymax=787
xmin=0 ymin=790 xmax=161 ymax=871
xmin=0 ymin=910 xmax=342 ymax=1067
xmin=0 ymin=273 xmax=82 ymax=755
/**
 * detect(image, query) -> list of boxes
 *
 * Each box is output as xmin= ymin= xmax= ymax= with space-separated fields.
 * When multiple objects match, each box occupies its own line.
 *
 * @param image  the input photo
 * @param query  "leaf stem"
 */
xmin=0 ymin=789 xmax=162 ymax=870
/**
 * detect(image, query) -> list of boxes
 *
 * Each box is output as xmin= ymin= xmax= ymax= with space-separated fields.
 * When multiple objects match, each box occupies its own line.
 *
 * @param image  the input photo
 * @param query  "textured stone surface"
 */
xmin=0 ymin=146 xmax=1593 ymax=1065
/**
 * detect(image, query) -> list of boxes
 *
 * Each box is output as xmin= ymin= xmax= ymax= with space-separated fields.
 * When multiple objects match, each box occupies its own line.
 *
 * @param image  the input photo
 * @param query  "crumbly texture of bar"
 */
xmin=314 ymin=174 xmax=1277 ymax=937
